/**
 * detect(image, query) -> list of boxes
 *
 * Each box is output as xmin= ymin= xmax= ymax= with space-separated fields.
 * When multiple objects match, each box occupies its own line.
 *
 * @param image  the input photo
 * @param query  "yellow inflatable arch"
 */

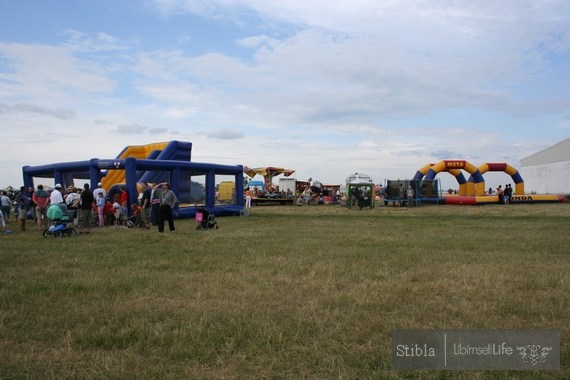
xmin=423 ymin=160 xmax=486 ymax=196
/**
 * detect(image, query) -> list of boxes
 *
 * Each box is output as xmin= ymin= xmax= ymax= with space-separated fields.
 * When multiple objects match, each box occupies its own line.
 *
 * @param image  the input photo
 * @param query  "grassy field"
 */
xmin=0 ymin=203 xmax=569 ymax=379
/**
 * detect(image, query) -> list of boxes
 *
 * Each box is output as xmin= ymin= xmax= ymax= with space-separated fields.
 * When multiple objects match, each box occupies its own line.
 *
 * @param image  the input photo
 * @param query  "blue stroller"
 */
xmin=43 ymin=204 xmax=77 ymax=238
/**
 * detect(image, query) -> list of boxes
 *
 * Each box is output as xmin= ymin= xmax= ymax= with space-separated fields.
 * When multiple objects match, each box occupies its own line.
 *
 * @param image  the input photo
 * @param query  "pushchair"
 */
xmin=43 ymin=204 xmax=77 ymax=238
xmin=195 ymin=206 xmax=219 ymax=230
xmin=128 ymin=204 xmax=149 ymax=229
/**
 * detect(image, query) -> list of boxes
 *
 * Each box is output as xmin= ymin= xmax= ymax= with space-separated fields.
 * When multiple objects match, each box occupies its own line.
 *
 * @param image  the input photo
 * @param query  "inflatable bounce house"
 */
xmin=22 ymin=141 xmax=244 ymax=218
xmin=384 ymin=160 xmax=566 ymax=205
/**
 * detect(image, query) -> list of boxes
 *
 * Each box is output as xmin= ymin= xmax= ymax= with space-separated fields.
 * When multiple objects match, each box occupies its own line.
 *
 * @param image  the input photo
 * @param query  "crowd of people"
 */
xmin=1 ymin=179 xmax=520 ymax=235
xmin=491 ymin=184 xmax=514 ymax=204
xmin=1 ymin=181 xmax=178 ymax=234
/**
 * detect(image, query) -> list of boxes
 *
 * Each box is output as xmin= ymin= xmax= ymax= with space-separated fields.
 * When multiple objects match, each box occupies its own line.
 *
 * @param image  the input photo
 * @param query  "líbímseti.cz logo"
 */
xmin=453 ymin=342 xmax=513 ymax=355
xmin=392 ymin=329 xmax=559 ymax=370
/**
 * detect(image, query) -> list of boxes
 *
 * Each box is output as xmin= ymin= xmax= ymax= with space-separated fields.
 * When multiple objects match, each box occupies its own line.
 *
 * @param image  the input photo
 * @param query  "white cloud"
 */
xmin=237 ymin=35 xmax=279 ymax=48
xmin=0 ymin=0 xmax=569 ymax=191
xmin=61 ymin=29 xmax=131 ymax=53
xmin=0 ymin=102 xmax=75 ymax=119
xmin=206 ymin=128 xmax=245 ymax=139
xmin=0 ymin=42 xmax=116 ymax=102
xmin=113 ymin=123 xmax=153 ymax=134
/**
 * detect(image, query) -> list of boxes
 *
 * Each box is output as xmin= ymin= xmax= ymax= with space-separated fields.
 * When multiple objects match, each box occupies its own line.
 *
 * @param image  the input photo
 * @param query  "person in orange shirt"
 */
xmin=245 ymin=188 xmax=252 ymax=208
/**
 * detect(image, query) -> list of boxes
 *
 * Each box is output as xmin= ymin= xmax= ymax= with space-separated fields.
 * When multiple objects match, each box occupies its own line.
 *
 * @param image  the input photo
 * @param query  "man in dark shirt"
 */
xmin=79 ymin=183 xmax=94 ymax=234
xmin=139 ymin=182 xmax=152 ymax=224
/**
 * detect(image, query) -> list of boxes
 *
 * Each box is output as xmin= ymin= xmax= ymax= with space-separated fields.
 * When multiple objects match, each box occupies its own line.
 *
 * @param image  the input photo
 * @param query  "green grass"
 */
xmin=0 ymin=204 xmax=569 ymax=379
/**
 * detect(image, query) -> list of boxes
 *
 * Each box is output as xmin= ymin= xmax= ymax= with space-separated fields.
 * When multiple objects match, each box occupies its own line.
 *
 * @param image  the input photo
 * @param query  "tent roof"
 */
xmin=345 ymin=172 xmax=373 ymax=184
xmin=243 ymin=166 xmax=295 ymax=178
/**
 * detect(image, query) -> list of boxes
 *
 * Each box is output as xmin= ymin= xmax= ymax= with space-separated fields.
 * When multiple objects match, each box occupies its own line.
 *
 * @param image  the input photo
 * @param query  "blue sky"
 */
xmin=1 ymin=0 xmax=569 ymax=191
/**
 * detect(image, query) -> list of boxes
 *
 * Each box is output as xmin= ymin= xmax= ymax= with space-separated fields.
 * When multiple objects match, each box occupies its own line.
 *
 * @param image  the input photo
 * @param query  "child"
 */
xmin=112 ymin=199 xmax=122 ymax=226
xmin=129 ymin=203 xmax=147 ymax=228
xmin=103 ymin=199 xmax=114 ymax=226
xmin=95 ymin=192 xmax=106 ymax=226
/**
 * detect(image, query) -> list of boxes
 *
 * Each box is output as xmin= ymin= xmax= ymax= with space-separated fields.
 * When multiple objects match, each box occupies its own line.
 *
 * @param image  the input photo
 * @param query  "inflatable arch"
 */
xmin=421 ymin=160 xmax=485 ymax=196
xmin=406 ymin=160 xmax=566 ymax=205
xmin=413 ymin=164 xmax=467 ymax=195
xmin=466 ymin=163 xmax=524 ymax=196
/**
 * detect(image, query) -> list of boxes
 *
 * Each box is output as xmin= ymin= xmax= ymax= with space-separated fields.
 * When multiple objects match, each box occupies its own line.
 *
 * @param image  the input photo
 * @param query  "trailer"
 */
xmin=217 ymin=181 xmax=235 ymax=203
xmin=278 ymin=177 xmax=296 ymax=195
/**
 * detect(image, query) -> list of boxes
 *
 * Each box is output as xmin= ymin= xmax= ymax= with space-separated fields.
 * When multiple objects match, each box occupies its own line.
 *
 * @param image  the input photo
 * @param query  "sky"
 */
xmin=1 ymin=0 xmax=569 ymax=192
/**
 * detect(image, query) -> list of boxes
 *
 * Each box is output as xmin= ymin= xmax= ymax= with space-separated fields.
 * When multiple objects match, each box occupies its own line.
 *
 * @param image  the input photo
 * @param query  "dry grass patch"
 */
xmin=0 ymin=203 xmax=568 ymax=379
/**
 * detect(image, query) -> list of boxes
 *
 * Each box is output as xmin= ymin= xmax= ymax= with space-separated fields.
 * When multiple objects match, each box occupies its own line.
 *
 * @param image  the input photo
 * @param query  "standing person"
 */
xmin=119 ymin=185 xmax=129 ymax=221
xmin=79 ymin=183 xmax=94 ymax=234
xmin=95 ymin=191 xmax=106 ymax=226
xmin=92 ymin=182 xmax=106 ymax=226
xmin=503 ymin=184 xmax=512 ymax=204
xmin=0 ymin=191 xmax=11 ymax=222
xmin=496 ymin=185 xmax=503 ymax=204
xmin=139 ymin=182 xmax=151 ymax=224
xmin=157 ymin=182 xmax=178 ymax=233
xmin=406 ymin=185 xmax=414 ymax=208
xmin=354 ymin=187 xmax=362 ymax=209
xmin=349 ymin=186 xmax=357 ymax=208
xmin=103 ymin=198 xmax=114 ymax=225
xmin=93 ymin=182 xmax=107 ymax=202
xmin=50 ymin=183 xmax=64 ymax=206
xmin=119 ymin=185 xmax=128 ymax=209
xmin=65 ymin=188 xmax=81 ymax=226
xmin=359 ymin=187 xmax=369 ymax=209
xmin=15 ymin=186 xmax=30 ymax=232
xmin=112 ymin=196 xmax=122 ymax=226
xmin=33 ymin=184 xmax=50 ymax=231
xmin=0 ymin=204 xmax=9 ymax=233
xmin=150 ymin=184 xmax=161 ymax=226
xmin=245 ymin=187 xmax=252 ymax=208
xmin=28 ymin=186 xmax=36 ymax=224
xmin=304 ymin=186 xmax=312 ymax=205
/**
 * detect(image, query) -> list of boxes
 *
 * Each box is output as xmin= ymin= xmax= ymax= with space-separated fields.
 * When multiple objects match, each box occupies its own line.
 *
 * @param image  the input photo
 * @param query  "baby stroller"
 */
xmin=128 ymin=204 xmax=149 ymax=229
xmin=195 ymin=206 xmax=219 ymax=230
xmin=43 ymin=204 xmax=77 ymax=238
